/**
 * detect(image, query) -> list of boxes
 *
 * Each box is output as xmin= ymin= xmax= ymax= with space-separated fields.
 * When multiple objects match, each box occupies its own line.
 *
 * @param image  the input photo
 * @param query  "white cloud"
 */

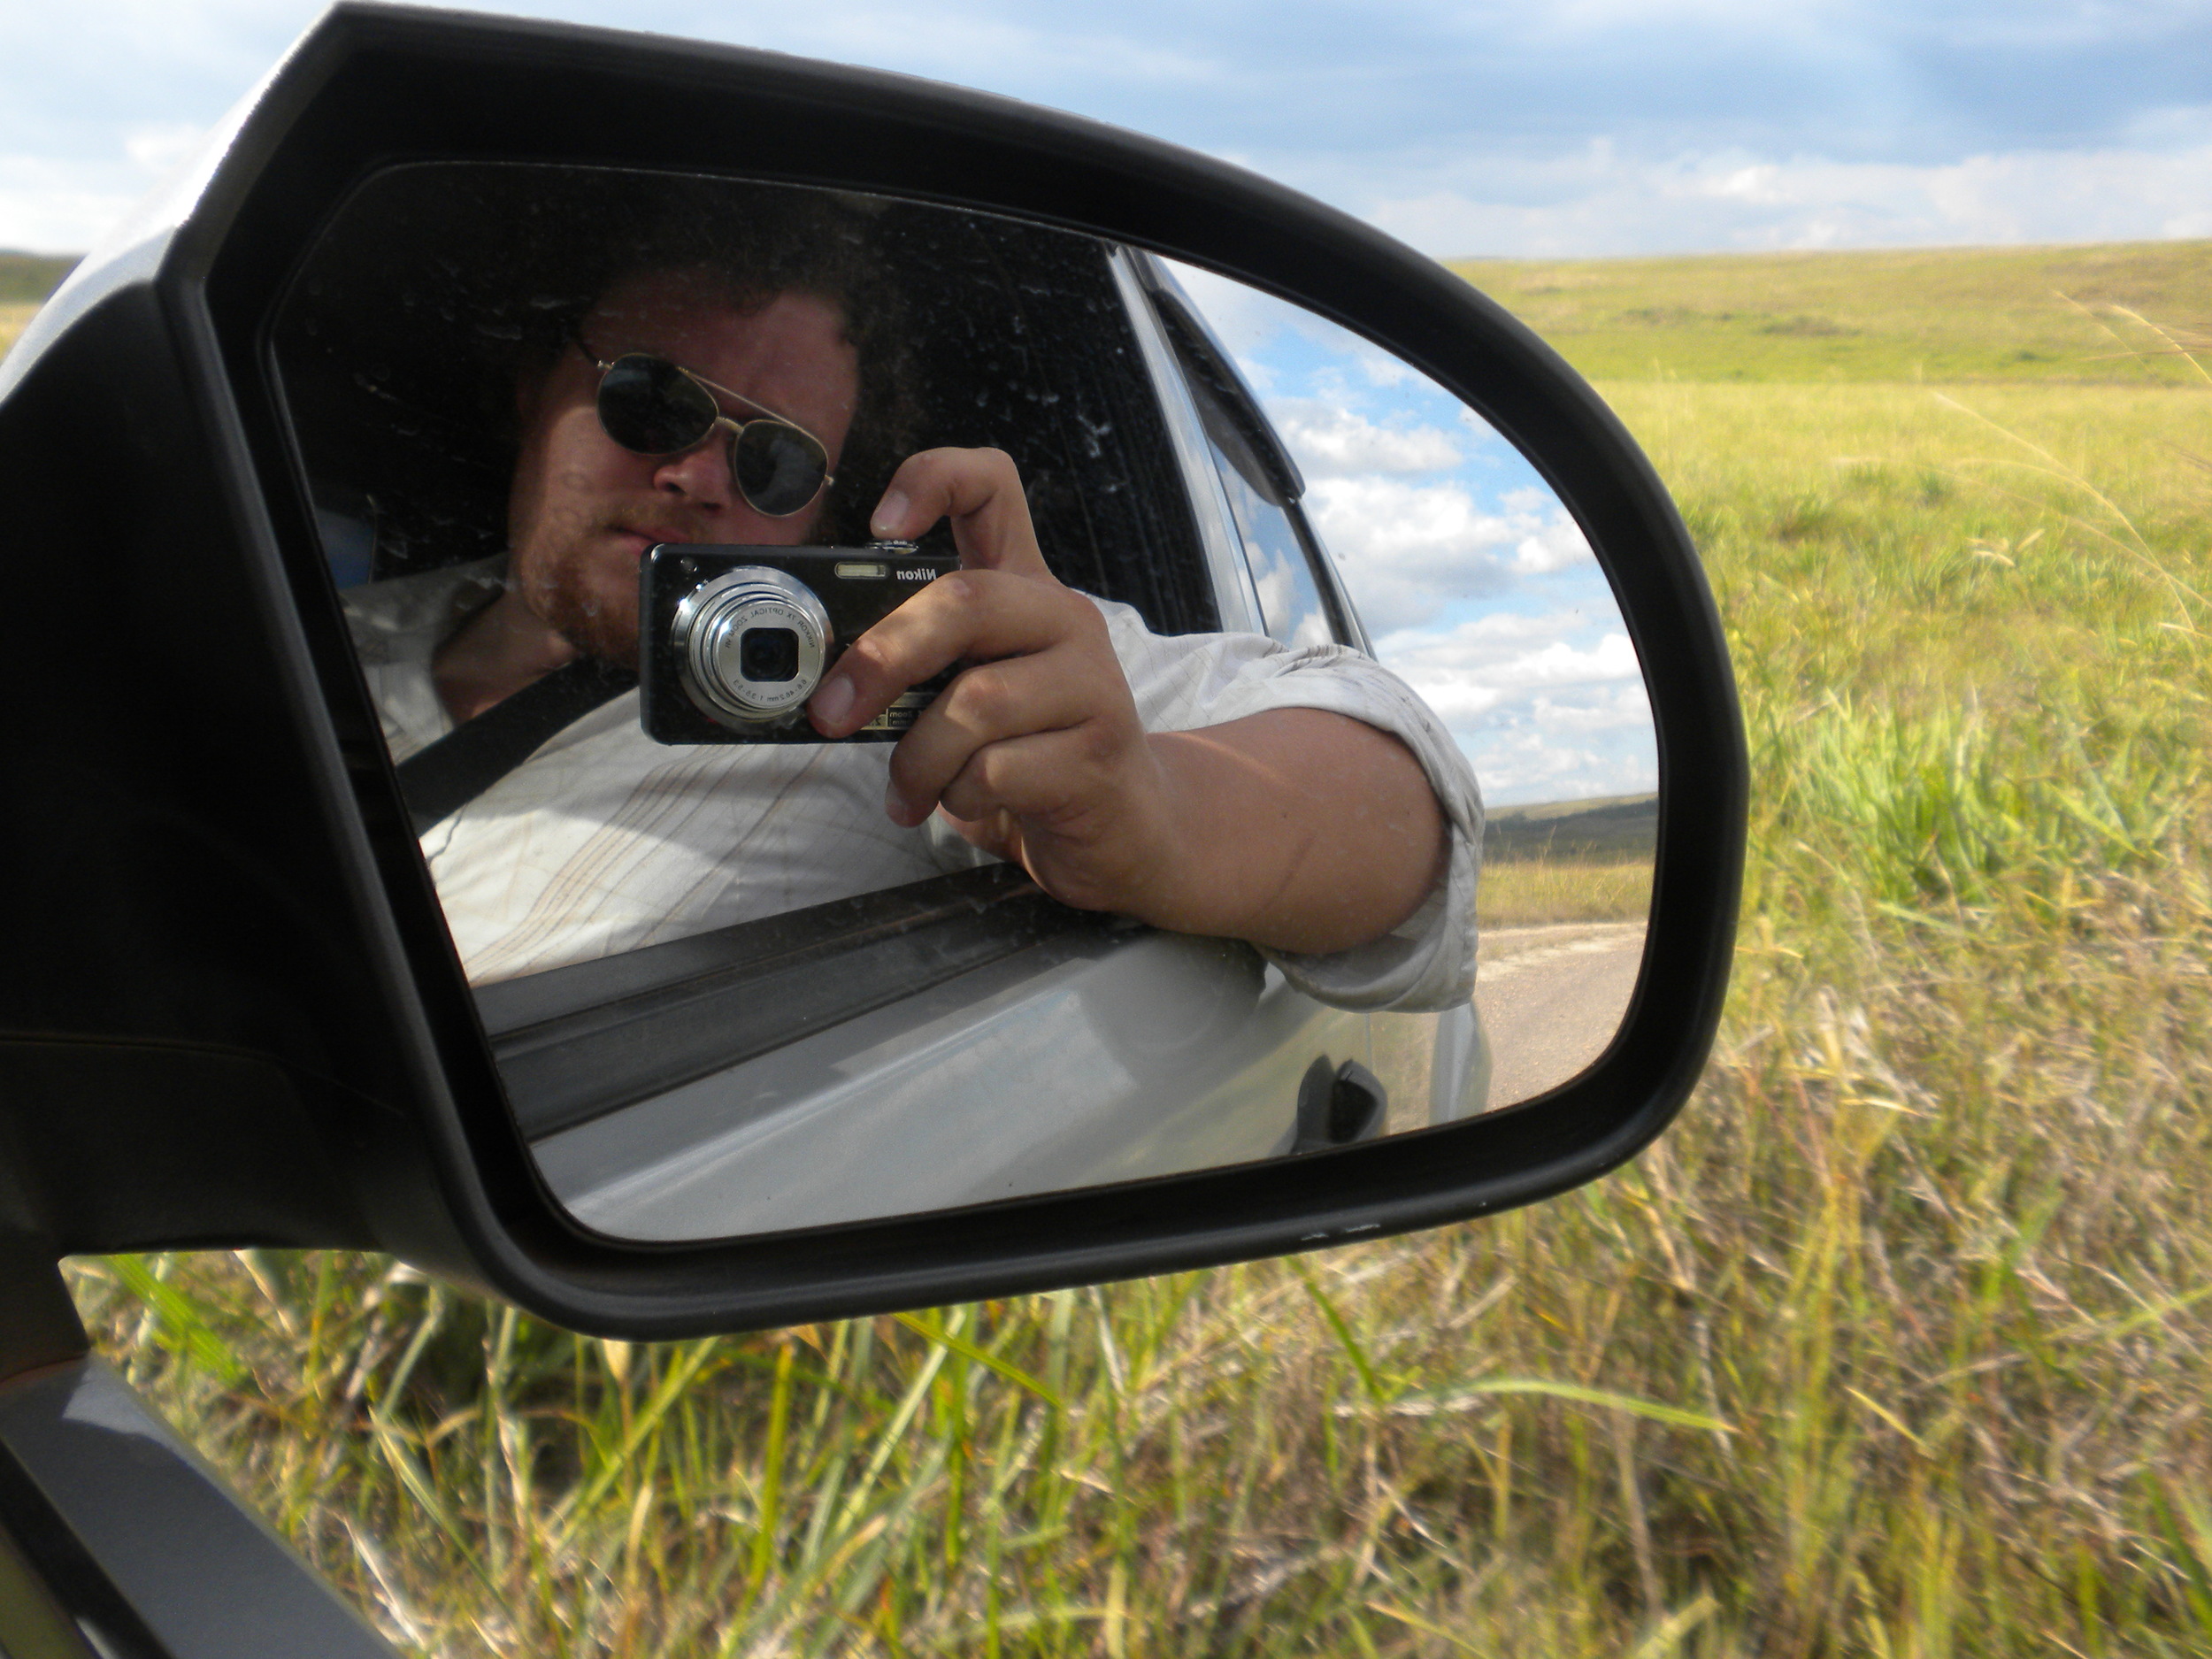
xmin=0 ymin=156 xmax=148 ymax=254
xmin=1356 ymin=349 xmax=1420 ymax=388
xmin=1379 ymin=606 xmax=1595 ymax=654
xmin=1521 ymin=684 xmax=1656 ymax=733
xmin=1432 ymin=678 xmax=1657 ymax=804
xmin=779 ymin=10 xmax=1228 ymax=88
xmin=1366 ymin=141 xmax=2212 ymax=256
xmin=1386 ymin=625 xmax=1641 ymax=710
xmin=5 ymin=0 xmax=2212 ymax=257
xmin=1307 ymin=477 xmax=1518 ymax=628
xmin=1370 ymin=608 xmax=1648 ymax=797
xmin=1508 ymin=508 xmax=1595 ymax=576
xmin=1310 ymin=478 xmax=1594 ymax=630
xmin=1269 ymin=401 xmax=1461 ymax=477
xmin=1466 ymin=719 xmax=1657 ymax=804
xmin=123 ymin=123 xmax=207 ymax=175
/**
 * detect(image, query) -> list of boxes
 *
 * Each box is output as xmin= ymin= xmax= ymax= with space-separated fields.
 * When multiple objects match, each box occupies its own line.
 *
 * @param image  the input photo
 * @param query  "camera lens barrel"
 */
xmin=670 ymin=566 xmax=832 ymax=727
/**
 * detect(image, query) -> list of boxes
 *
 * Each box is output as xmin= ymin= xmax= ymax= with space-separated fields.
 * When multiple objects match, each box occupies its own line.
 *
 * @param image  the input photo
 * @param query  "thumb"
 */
xmin=871 ymin=448 xmax=1053 ymax=579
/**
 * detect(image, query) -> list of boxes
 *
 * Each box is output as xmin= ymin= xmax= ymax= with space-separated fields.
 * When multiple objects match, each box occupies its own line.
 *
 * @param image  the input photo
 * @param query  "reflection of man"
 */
xmin=344 ymin=256 xmax=1482 ymax=1007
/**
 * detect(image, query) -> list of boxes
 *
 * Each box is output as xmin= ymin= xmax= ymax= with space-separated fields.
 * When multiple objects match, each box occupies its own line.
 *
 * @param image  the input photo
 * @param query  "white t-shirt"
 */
xmin=342 ymin=557 xmax=1481 ymax=1009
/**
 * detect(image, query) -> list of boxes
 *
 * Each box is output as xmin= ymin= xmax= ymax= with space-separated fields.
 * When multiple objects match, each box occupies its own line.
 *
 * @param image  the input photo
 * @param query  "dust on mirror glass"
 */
xmin=273 ymin=164 xmax=1655 ymax=1244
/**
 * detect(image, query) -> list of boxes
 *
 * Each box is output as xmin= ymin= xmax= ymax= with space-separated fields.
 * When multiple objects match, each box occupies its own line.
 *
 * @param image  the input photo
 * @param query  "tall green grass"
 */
xmin=55 ymin=245 xmax=2212 ymax=1655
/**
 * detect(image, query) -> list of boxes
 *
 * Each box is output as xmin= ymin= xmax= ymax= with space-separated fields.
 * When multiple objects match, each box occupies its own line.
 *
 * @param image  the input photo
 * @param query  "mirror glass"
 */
xmin=271 ymin=164 xmax=1655 ymax=1241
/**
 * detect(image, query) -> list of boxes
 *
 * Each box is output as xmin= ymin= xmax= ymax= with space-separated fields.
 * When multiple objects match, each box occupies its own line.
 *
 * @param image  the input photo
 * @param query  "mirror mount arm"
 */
xmin=0 ymin=1241 xmax=85 ymax=1389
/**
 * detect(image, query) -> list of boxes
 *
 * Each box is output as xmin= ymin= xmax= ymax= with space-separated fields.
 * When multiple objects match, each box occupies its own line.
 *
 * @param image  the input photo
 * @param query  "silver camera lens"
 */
xmin=670 ymin=566 xmax=832 ymax=728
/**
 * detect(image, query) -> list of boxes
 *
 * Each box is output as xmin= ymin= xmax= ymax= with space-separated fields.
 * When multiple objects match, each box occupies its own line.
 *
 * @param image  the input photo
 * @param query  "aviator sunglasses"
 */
xmin=579 ymin=339 xmax=835 ymax=518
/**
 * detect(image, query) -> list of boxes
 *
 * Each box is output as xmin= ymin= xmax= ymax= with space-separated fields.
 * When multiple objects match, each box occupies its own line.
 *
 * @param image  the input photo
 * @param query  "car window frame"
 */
xmin=1130 ymin=256 xmax=1374 ymax=657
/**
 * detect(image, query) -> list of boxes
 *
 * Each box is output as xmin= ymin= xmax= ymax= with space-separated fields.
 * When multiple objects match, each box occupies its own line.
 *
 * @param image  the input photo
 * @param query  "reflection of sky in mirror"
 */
xmin=1167 ymin=262 xmax=1656 ymax=809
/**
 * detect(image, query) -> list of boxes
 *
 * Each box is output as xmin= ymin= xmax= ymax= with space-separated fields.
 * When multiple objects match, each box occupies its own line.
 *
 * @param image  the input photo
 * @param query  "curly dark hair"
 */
xmin=509 ymin=178 xmax=918 ymax=545
xmin=273 ymin=165 xmax=918 ymax=574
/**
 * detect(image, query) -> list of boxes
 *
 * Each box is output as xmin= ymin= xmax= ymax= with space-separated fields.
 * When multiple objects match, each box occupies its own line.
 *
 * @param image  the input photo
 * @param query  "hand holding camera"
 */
xmin=640 ymin=543 xmax=962 ymax=742
xmin=803 ymin=447 xmax=1189 ymax=922
xmin=663 ymin=445 xmax=1443 ymax=957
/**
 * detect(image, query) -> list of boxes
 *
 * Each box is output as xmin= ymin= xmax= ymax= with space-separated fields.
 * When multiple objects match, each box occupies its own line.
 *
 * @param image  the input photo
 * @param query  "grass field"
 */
xmin=1479 ymin=797 xmax=1657 ymax=927
xmin=1477 ymin=856 xmax=1654 ymax=930
xmin=1450 ymin=239 xmax=2212 ymax=387
xmin=0 ymin=304 xmax=40 ymax=357
xmin=27 ymin=242 xmax=2212 ymax=1655
xmin=0 ymin=253 xmax=71 ymax=307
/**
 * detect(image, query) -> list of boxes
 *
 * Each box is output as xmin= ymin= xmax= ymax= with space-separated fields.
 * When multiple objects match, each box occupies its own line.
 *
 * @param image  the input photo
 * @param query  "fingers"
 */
xmin=869 ymin=448 xmax=1051 ymax=577
xmin=930 ymin=727 xmax=1173 ymax=916
xmin=808 ymin=569 xmax=1103 ymax=738
xmin=810 ymin=446 xmax=1082 ymax=737
xmin=882 ymin=653 xmax=1110 ymax=826
xmin=935 ymin=803 xmax=1025 ymax=864
xmin=817 ymin=444 xmax=1164 ymax=895
xmin=932 ymin=727 xmax=1116 ymax=829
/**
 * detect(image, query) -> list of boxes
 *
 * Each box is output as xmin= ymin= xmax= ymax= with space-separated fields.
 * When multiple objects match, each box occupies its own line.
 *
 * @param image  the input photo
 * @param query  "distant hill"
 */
xmin=1484 ymin=794 xmax=1656 ymax=863
xmin=0 ymin=252 xmax=76 ymax=304
xmin=1449 ymin=240 xmax=2212 ymax=387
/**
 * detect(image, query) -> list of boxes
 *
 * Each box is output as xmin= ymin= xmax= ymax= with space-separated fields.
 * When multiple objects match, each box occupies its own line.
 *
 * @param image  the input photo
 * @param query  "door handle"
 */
xmin=1293 ymin=1057 xmax=1387 ymax=1153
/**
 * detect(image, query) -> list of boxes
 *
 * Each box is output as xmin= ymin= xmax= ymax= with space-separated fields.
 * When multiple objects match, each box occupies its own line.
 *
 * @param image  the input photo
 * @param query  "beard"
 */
xmin=509 ymin=517 xmax=646 ymax=668
xmin=528 ymin=560 xmax=641 ymax=667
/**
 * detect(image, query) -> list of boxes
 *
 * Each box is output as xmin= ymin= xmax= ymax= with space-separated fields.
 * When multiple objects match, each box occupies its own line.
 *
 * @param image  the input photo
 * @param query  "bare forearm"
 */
xmin=832 ymin=451 xmax=1451 ymax=951
xmin=1134 ymin=709 xmax=1447 ymax=955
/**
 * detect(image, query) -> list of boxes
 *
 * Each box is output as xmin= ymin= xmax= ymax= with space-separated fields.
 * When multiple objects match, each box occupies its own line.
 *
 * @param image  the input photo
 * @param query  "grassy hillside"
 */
xmin=1479 ymin=795 xmax=1658 ymax=925
xmin=1453 ymin=239 xmax=2212 ymax=385
xmin=1485 ymin=794 xmax=1657 ymax=862
xmin=0 ymin=250 xmax=73 ymax=304
xmin=0 ymin=254 xmax=78 ymax=362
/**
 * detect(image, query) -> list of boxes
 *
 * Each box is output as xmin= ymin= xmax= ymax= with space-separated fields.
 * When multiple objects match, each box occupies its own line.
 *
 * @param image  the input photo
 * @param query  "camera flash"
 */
xmin=834 ymin=561 xmax=887 ymax=580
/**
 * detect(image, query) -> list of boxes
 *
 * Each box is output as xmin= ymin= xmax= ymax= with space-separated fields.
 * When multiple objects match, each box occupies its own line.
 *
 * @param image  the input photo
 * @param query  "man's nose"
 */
xmin=651 ymin=432 xmax=735 ymax=507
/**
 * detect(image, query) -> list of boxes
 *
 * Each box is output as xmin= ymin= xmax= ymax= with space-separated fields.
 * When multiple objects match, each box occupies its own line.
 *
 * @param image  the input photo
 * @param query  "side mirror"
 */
xmin=0 ymin=3 xmax=1744 ymax=1340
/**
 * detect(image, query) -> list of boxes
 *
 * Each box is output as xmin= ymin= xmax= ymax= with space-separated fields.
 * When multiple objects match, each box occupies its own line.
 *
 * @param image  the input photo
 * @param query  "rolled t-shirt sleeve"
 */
xmin=1094 ymin=598 xmax=1483 ymax=1013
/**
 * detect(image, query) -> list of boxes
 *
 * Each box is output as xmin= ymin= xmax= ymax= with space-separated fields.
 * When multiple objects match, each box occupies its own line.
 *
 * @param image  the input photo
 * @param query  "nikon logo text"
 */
xmin=896 ymin=569 xmax=934 ymax=580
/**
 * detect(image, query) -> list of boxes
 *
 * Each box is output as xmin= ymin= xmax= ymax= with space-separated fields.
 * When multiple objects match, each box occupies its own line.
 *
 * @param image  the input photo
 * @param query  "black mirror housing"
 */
xmin=0 ymin=3 xmax=1745 ymax=1335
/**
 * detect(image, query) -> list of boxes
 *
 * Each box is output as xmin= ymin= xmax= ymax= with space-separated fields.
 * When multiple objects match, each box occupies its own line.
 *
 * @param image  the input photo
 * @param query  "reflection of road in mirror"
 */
xmin=1476 ymin=922 xmax=1643 ymax=1108
xmin=1475 ymin=790 xmax=1655 ymax=1106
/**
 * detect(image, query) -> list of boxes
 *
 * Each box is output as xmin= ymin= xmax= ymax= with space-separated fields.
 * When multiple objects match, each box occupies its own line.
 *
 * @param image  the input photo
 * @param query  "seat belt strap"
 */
xmin=394 ymin=657 xmax=639 ymax=836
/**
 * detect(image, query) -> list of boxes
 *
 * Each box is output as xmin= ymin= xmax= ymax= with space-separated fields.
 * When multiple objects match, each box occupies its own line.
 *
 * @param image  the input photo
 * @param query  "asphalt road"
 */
xmin=1475 ymin=920 xmax=1647 ymax=1110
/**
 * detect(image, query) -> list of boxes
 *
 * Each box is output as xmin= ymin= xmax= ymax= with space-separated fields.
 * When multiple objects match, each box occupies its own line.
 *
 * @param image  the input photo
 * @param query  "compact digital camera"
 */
xmin=639 ymin=542 xmax=963 ymax=743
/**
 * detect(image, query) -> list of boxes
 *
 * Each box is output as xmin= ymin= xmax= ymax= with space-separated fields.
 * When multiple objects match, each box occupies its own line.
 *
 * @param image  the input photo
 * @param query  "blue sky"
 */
xmin=4 ymin=0 xmax=2212 ymax=256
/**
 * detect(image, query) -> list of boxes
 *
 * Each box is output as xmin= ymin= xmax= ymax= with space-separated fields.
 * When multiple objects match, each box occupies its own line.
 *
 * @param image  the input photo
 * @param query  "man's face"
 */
xmin=506 ymin=267 xmax=861 ymax=663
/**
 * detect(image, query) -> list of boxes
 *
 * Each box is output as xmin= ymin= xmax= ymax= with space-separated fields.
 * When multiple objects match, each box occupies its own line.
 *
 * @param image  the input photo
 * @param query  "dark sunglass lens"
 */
xmin=731 ymin=422 xmax=829 ymax=517
xmin=596 ymin=354 xmax=718 ymax=454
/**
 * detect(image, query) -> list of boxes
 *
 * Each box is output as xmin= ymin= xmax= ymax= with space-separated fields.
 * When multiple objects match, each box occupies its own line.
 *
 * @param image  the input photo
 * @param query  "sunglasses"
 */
xmin=579 ymin=339 xmax=835 ymax=518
